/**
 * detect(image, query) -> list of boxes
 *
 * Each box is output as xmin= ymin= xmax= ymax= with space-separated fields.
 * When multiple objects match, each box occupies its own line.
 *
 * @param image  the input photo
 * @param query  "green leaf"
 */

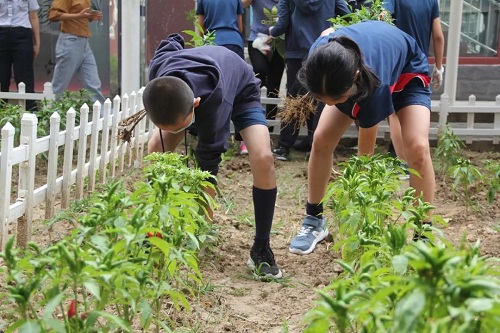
xmin=44 ymin=319 xmax=66 ymax=333
xmin=467 ymin=298 xmax=494 ymax=312
xmin=139 ymin=300 xmax=152 ymax=328
xmin=394 ymin=289 xmax=425 ymax=332
xmin=42 ymin=293 xmax=64 ymax=320
xmin=148 ymin=237 xmax=171 ymax=258
xmin=83 ymin=280 xmax=101 ymax=301
xmin=92 ymin=311 xmax=131 ymax=332
xmin=392 ymin=255 xmax=408 ymax=275
xmin=18 ymin=321 xmax=41 ymax=333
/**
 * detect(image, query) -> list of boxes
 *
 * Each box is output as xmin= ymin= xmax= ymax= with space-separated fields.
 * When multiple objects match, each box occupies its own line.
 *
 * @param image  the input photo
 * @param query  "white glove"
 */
xmin=432 ymin=65 xmax=444 ymax=90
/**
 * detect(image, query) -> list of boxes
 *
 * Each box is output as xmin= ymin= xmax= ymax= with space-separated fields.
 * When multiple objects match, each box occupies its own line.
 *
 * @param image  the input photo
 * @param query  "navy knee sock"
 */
xmin=306 ymin=202 xmax=323 ymax=218
xmin=252 ymin=186 xmax=277 ymax=249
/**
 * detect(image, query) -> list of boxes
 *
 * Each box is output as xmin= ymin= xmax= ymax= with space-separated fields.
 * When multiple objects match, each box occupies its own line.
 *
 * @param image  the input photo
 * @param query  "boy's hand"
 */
xmin=432 ymin=66 xmax=444 ymax=90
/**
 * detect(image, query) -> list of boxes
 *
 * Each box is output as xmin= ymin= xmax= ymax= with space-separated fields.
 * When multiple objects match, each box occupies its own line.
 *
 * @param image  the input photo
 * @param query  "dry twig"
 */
xmin=117 ymin=108 xmax=147 ymax=142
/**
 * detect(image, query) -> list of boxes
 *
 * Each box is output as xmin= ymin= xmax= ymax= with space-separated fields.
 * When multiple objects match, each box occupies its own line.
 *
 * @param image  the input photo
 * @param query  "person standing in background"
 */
xmin=242 ymin=0 xmax=285 ymax=132
xmin=383 ymin=0 xmax=445 ymax=162
xmin=269 ymin=0 xmax=350 ymax=161
xmin=0 ymin=0 xmax=40 ymax=111
xmin=49 ymin=0 xmax=105 ymax=104
xmin=197 ymin=0 xmax=248 ymax=154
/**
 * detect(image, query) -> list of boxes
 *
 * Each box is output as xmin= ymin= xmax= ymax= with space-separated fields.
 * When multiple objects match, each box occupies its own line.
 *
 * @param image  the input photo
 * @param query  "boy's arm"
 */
xmin=432 ymin=17 xmax=445 ymax=70
xmin=238 ymin=14 xmax=243 ymax=33
xmin=242 ymin=0 xmax=252 ymax=9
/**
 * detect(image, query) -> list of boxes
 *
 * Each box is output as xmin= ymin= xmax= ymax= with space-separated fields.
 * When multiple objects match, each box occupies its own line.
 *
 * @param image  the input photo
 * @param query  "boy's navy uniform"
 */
xmin=311 ymin=21 xmax=431 ymax=128
xmin=148 ymin=33 xmax=282 ymax=279
xmin=149 ymin=33 xmax=266 ymax=176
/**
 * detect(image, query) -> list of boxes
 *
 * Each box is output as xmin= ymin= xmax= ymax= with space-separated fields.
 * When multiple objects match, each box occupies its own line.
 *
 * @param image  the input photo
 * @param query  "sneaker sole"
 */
xmin=246 ymin=257 xmax=283 ymax=279
xmin=275 ymin=155 xmax=289 ymax=161
xmin=398 ymin=174 xmax=410 ymax=180
xmin=289 ymin=229 xmax=329 ymax=255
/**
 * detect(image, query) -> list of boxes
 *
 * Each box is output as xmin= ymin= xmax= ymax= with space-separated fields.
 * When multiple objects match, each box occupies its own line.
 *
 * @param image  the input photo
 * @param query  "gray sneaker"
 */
xmin=289 ymin=216 xmax=328 ymax=255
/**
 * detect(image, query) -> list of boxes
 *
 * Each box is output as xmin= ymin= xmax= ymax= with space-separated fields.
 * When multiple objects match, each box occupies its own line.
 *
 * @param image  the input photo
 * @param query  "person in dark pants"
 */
xmin=0 ymin=0 xmax=40 ymax=111
xmin=144 ymin=34 xmax=282 ymax=279
xmin=269 ymin=0 xmax=350 ymax=161
xmin=243 ymin=0 xmax=284 ymax=130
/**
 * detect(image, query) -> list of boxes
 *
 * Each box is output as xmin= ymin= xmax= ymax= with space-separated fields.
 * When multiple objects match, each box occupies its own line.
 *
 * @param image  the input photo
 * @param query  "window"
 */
xmin=438 ymin=0 xmax=500 ymax=63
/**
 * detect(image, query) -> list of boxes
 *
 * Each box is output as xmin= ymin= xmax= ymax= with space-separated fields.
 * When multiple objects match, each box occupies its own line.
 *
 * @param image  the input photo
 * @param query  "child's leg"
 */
xmin=147 ymin=128 xmax=185 ymax=154
xmin=397 ymin=105 xmax=435 ymax=204
xmin=308 ymin=105 xmax=353 ymax=204
xmin=239 ymin=124 xmax=276 ymax=190
xmin=357 ymin=125 xmax=378 ymax=156
xmin=387 ymin=113 xmax=407 ymax=161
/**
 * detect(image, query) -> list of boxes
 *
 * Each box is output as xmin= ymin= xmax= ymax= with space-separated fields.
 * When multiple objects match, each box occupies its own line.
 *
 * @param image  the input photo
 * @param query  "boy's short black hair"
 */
xmin=142 ymin=76 xmax=194 ymax=126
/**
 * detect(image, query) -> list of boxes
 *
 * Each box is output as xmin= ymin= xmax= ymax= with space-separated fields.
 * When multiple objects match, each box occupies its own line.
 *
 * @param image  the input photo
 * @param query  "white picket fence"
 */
xmin=261 ymin=89 xmax=500 ymax=144
xmin=0 ymin=82 xmax=55 ymax=110
xmin=0 ymin=89 xmax=153 ymax=249
xmin=1 ymin=84 xmax=499 ymax=249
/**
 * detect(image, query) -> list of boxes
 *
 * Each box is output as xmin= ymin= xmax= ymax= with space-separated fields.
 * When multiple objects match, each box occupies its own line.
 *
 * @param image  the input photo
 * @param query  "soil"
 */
xmin=2 ymin=142 xmax=500 ymax=333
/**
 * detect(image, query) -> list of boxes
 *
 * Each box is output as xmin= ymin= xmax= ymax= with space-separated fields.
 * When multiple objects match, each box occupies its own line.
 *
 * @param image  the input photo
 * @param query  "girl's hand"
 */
xmin=321 ymin=27 xmax=335 ymax=36
xmin=79 ymin=8 xmax=93 ymax=19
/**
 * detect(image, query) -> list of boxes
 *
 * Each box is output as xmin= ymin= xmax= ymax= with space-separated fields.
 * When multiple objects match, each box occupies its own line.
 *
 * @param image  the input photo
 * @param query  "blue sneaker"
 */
xmin=289 ymin=216 xmax=329 ymax=255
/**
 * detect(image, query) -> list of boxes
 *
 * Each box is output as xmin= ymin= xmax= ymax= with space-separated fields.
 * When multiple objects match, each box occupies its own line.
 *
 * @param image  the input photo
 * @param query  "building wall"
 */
xmin=145 ymin=0 xmax=195 ymax=64
xmin=431 ymin=65 xmax=500 ymax=100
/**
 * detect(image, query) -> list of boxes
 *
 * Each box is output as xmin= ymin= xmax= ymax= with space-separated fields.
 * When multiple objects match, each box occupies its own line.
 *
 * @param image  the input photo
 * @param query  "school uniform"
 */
xmin=196 ymin=0 xmax=244 ymax=58
xmin=148 ymin=34 xmax=266 ymax=176
xmin=383 ymin=0 xmax=440 ymax=56
xmin=311 ymin=21 xmax=431 ymax=128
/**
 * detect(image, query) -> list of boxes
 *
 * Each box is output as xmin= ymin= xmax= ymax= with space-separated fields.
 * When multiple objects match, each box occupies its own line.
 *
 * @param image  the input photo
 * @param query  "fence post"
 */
xmin=99 ymin=99 xmax=112 ymax=183
xmin=494 ymin=95 xmax=500 ymax=145
xmin=118 ymin=94 xmax=129 ymax=173
xmin=18 ymin=82 xmax=26 ymax=111
xmin=76 ymin=104 xmax=89 ymax=200
xmin=465 ymin=95 xmax=476 ymax=144
xmin=43 ymin=82 xmax=55 ymax=100
xmin=88 ymin=101 xmax=101 ymax=193
xmin=0 ymin=123 xmax=15 ymax=250
xmin=17 ymin=113 xmax=37 ymax=248
xmin=45 ymin=112 xmax=61 ymax=219
xmin=61 ymin=108 xmax=76 ymax=209
xmin=438 ymin=93 xmax=450 ymax=135
xmin=110 ymin=95 xmax=121 ymax=178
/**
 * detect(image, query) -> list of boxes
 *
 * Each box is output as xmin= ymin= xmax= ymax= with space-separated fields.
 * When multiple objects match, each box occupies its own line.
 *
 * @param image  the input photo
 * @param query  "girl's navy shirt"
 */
xmin=148 ymin=34 xmax=262 ymax=175
xmin=310 ymin=21 xmax=431 ymax=128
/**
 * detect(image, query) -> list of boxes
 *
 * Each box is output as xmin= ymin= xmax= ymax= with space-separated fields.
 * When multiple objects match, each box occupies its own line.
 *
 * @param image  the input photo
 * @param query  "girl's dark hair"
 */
xmin=298 ymin=35 xmax=380 ymax=102
xmin=142 ymin=76 xmax=194 ymax=126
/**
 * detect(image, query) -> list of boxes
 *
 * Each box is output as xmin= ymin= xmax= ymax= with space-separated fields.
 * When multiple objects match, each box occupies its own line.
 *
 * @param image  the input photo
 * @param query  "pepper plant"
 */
xmin=435 ymin=124 xmax=466 ymax=176
xmin=448 ymin=158 xmax=483 ymax=212
xmin=0 ymin=152 xmax=218 ymax=332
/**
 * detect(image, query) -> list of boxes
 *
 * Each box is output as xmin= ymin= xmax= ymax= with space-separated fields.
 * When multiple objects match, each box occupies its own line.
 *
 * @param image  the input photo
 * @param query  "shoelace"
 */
xmin=296 ymin=225 xmax=315 ymax=237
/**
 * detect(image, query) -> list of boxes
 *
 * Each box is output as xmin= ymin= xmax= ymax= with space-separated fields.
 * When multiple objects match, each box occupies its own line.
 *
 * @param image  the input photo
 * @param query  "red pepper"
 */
xmin=146 ymin=231 xmax=154 ymax=238
xmin=156 ymin=232 xmax=162 ymax=239
xmin=68 ymin=299 xmax=77 ymax=318
xmin=80 ymin=312 xmax=88 ymax=320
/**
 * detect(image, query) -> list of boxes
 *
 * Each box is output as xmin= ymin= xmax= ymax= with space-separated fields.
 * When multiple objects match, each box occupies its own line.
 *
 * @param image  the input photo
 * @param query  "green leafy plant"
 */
xmin=483 ymin=160 xmax=500 ymax=204
xmin=435 ymin=125 xmax=467 ymax=176
xmin=0 ymin=152 xmax=218 ymax=332
xmin=183 ymin=22 xmax=216 ymax=47
xmin=328 ymin=0 xmax=393 ymax=28
xmin=448 ymin=158 xmax=483 ymax=212
xmin=0 ymin=100 xmax=24 ymax=145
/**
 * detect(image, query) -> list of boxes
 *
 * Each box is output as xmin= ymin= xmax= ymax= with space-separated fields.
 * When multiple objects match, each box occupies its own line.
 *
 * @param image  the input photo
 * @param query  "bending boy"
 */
xmin=143 ymin=33 xmax=282 ymax=279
